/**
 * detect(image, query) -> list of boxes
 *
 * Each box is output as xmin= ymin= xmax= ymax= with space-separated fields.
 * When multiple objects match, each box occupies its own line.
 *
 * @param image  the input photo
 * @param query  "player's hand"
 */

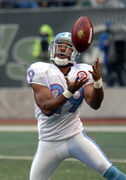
xmin=89 ymin=58 xmax=102 ymax=81
xmin=65 ymin=76 xmax=89 ymax=93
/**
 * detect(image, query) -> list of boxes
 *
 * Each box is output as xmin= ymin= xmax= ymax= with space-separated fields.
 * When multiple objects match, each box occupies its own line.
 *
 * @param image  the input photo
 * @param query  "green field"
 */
xmin=0 ymin=130 xmax=126 ymax=180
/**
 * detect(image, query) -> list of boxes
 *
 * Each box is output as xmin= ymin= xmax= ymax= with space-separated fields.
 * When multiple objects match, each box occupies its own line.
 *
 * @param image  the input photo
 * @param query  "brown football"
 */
xmin=72 ymin=16 xmax=94 ymax=53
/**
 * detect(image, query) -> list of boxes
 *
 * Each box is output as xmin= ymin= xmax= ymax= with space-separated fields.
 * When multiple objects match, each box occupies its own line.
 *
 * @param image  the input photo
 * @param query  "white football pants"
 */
xmin=30 ymin=130 xmax=112 ymax=180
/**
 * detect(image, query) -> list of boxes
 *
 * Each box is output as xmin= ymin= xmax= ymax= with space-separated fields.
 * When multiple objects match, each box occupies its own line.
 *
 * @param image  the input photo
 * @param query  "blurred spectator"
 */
xmin=89 ymin=0 xmax=109 ymax=7
xmin=77 ymin=0 xmax=91 ymax=7
xmin=89 ymin=0 xmax=126 ymax=8
xmin=47 ymin=0 xmax=60 ymax=7
xmin=99 ymin=21 xmax=114 ymax=86
xmin=38 ymin=0 xmax=78 ymax=8
xmin=99 ymin=21 xmax=126 ymax=86
xmin=1 ymin=0 xmax=15 ymax=8
xmin=1 ymin=0 xmax=126 ymax=8
xmin=32 ymin=24 xmax=54 ymax=61
xmin=62 ymin=1 xmax=77 ymax=6
xmin=107 ymin=30 xmax=126 ymax=86
xmin=14 ymin=0 xmax=38 ymax=8
xmin=1 ymin=0 xmax=38 ymax=8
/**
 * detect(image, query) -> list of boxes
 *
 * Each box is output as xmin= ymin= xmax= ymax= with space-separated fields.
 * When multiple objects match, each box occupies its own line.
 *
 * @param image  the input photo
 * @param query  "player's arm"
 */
xmin=83 ymin=58 xmax=104 ymax=110
xmin=31 ymin=76 xmax=88 ymax=116
xmin=84 ymin=83 xmax=104 ymax=109
xmin=31 ymin=83 xmax=68 ymax=116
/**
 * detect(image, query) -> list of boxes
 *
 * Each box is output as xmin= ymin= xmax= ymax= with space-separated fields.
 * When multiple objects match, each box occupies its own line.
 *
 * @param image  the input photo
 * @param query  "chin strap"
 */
xmin=104 ymin=165 xmax=126 ymax=180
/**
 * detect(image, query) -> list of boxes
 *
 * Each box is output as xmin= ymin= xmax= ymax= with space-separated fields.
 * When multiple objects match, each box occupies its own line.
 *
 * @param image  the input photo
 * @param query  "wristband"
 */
xmin=94 ymin=78 xmax=103 ymax=89
xmin=63 ymin=90 xmax=73 ymax=99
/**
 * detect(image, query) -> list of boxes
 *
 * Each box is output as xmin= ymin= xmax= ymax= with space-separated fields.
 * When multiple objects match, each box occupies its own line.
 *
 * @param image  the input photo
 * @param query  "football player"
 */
xmin=27 ymin=32 xmax=126 ymax=180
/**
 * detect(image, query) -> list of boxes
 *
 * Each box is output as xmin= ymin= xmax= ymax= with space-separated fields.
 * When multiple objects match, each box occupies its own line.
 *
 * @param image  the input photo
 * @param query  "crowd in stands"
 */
xmin=0 ymin=0 xmax=126 ymax=9
xmin=0 ymin=0 xmax=78 ymax=8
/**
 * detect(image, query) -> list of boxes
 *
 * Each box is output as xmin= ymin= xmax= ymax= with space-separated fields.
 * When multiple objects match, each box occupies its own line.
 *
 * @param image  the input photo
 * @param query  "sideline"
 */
xmin=0 ymin=154 xmax=126 ymax=163
xmin=0 ymin=125 xmax=126 ymax=132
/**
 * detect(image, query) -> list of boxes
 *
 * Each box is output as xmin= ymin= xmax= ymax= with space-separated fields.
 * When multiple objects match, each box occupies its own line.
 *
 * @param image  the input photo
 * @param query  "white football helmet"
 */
xmin=48 ymin=32 xmax=80 ymax=66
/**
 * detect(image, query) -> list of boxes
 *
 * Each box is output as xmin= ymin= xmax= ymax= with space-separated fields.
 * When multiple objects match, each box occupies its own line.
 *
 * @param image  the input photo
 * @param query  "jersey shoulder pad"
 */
xmin=27 ymin=62 xmax=50 ymax=85
xmin=75 ymin=63 xmax=93 ymax=71
xmin=28 ymin=62 xmax=50 ymax=73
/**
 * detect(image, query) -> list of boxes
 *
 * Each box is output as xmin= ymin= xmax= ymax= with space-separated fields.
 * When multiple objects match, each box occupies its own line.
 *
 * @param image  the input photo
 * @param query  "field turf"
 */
xmin=0 ymin=130 xmax=126 ymax=180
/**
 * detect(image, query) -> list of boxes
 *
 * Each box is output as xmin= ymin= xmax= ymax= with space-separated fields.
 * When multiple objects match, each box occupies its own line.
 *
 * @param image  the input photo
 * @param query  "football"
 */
xmin=72 ymin=16 xmax=94 ymax=53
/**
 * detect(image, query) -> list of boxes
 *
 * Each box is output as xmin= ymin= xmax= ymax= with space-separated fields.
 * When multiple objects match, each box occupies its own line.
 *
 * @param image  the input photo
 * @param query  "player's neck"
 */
xmin=59 ymin=66 xmax=71 ymax=76
xmin=55 ymin=63 xmax=71 ymax=76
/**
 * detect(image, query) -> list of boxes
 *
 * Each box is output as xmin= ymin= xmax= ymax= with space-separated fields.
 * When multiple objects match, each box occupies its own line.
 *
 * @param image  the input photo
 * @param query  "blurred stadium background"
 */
xmin=0 ymin=1 xmax=126 ymax=123
xmin=0 ymin=0 xmax=126 ymax=179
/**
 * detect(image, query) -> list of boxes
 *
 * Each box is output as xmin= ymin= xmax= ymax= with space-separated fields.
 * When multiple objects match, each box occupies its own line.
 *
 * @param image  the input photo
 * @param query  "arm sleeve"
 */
xmin=27 ymin=65 xmax=44 ymax=86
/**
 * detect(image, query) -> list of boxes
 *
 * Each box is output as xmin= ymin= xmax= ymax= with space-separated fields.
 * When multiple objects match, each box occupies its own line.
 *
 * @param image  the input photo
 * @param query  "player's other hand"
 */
xmin=89 ymin=58 xmax=102 ymax=81
xmin=65 ymin=76 xmax=88 ymax=94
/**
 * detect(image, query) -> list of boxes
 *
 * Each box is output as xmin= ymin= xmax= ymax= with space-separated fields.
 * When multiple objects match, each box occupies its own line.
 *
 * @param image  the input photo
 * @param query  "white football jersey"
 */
xmin=27 ymin=62 xmax=94 ymax=141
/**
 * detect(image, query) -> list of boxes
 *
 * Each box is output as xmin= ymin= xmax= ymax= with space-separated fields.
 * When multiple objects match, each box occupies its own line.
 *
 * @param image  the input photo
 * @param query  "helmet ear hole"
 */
xmin=49 ymin=32 xmax=80 ymax=66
